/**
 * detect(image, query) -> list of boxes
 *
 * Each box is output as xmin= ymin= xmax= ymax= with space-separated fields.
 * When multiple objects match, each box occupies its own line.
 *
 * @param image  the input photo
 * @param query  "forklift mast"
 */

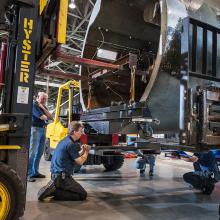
xmin=0 ymin=0 xmax=68 ymax=219
xmin=2 ymin=1 xmax=38 ymax=182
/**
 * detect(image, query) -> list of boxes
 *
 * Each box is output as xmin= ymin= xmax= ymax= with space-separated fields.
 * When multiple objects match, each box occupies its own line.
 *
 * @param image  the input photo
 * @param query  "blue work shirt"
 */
xmin=51 ymin=136 xmax=80 ymax=175
xmin=194 ymin=151 xmax=220 ymax=181
xmin=32 ymin=101 xmax=48 ymax=127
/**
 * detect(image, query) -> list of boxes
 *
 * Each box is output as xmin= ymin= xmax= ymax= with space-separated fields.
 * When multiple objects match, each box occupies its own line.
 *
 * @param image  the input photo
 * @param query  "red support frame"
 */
xmin=89 ymin=54 xmax=129 ymax=79
xmin=40 ymin=68 xmax=85 ymax=80
xmin=55 ymin=47 xmax=122 ymax=70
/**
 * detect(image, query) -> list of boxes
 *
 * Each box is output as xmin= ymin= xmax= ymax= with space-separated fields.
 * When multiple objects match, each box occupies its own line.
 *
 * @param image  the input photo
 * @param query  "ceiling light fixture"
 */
xmin=69 ymin=0 xmax=76 ymax=9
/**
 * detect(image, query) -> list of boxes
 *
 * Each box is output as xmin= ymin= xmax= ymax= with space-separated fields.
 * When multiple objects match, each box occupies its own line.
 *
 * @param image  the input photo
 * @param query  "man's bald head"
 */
xmin=37 ymin=92 xmax=48 ymax=104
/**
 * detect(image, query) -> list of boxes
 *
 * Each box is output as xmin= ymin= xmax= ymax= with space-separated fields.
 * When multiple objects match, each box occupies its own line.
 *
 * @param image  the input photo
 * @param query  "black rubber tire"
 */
xmin=102 ymin=155 xmax=124 ymax=171
xmin=0 ymin=162 xmax=25 ymax=220
xmin=44 ymin=138 xmax=52 ymax=161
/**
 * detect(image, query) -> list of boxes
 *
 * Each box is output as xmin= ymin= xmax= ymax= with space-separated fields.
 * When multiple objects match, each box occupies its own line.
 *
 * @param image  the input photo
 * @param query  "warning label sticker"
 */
xmin=17 ymin=86 xmax=29 ymax=104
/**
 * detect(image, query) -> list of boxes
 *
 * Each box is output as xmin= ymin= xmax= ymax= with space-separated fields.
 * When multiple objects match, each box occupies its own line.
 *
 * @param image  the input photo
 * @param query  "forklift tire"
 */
xmin=102 ymin=155 xmax=124 ymax=171
xmin=44 ymin=138 xmax=52 ymax=161
xmin=0 ymin=162 xmax=25 ymax=220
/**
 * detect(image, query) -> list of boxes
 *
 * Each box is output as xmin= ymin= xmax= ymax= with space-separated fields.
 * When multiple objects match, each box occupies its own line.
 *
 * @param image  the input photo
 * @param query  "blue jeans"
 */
xmin=136 ymin=155 xmax=156 ymax=173
xmin=28 ymin=127 xmax=46 ymax=176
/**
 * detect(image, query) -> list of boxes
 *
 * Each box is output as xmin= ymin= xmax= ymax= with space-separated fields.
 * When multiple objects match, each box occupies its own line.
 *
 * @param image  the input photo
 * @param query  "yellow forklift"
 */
xmin=0 ymin=0 xmax=68 ymax=219
xmin=44 ymin=80 xmax=80 ymax=161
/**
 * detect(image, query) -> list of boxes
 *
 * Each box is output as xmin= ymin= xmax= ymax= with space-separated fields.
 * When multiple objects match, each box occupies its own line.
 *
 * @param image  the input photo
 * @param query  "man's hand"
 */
xmin=40 ymin=115 xmax=47 ymax=121
xmin=171 ymin=152 xmax=180 ymax=159
xmin=75 ymin=145 xmax=91 ymax=165
xmin=82 ymin=144 xmax=91 ymax=152
xmin=182 ymin=155 xmax=198 ymax=163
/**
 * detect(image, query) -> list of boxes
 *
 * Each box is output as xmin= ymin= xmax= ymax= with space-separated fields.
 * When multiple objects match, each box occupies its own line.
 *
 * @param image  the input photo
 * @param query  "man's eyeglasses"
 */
xmin=78 ymin=128 xmax=85 ymax=134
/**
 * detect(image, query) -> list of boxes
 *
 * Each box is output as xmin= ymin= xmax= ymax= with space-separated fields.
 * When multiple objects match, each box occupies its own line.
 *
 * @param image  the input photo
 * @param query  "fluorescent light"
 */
xmin=97 ymin=48 xmax=118 ymax=61
xmin=69 ymin=0 xmax=76 ymax=9
xmin=69 ymin=3 xmax=76 ymax=9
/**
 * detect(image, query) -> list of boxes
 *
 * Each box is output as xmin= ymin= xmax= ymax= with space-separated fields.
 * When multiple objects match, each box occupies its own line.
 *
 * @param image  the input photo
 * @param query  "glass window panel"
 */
xmin=196 ymin=26 xmax=203 ymax=74
xmin=207 ymin=30 xmax=213 ymax=76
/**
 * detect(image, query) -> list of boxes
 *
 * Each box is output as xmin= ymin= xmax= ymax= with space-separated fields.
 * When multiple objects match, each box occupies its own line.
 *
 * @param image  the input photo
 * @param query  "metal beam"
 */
xmin=55 ymin=48 xmax=123 ymax=70
xmin=68 ymin=12 xmax=82 ymax=19
xmin=61 ymin=44 xmax=82 ymax=53
xmin=72 ymin=10 xmax=92 ymax=35
xmin=40 ymin=68 xmax=85 ymax=80
xmin=89 ymin=0 xmax=95 ymax=6
xmin=35 ymin=81 xmax=62 ymax=88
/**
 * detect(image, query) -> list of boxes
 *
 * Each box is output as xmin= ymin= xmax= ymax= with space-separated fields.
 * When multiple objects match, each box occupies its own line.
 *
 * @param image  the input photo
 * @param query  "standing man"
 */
xmin=28 ymin=92 xmax=53 ymax=182
xmin=38 ymin=121 xmax=90 ymax=201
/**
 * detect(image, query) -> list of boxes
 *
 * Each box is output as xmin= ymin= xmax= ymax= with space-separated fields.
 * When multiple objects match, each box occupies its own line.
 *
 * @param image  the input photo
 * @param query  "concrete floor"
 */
xmin=22 ymin=157 xmax=220 ymax=220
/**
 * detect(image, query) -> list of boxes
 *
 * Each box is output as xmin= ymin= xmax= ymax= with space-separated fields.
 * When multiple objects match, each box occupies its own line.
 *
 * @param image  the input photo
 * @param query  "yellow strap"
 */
xmin=0 ymin=146 xmax=21 ymax=150
xmin=130 ymin=66 xmax=136 ymax=104
xmin=87 ymin=85 xmax=92 ymax=110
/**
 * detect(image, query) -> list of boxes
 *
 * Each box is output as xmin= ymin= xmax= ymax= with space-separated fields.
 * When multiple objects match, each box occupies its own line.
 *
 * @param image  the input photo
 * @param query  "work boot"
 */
xmin=38 ymin=180 xmax=56 ymax=201
xmin=31 ymin=173 xmax=46 ymax=178
xmin=27 ymin=176 xmax=36 ymax=182
xmin=201 ymin=184 xmax=215 ymax=195
xmin=149 ymin=171 xmax=154 ymax=177
xmin=140 ymin=169 xmax=145 ymax=177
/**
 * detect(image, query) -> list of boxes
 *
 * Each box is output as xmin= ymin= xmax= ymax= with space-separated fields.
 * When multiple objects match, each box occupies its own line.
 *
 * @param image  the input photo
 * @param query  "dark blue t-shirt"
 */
xmin=51 ymin=136 xmax=80 ymax=175
xmin=32 ymin=101 xmax=47 ymax=127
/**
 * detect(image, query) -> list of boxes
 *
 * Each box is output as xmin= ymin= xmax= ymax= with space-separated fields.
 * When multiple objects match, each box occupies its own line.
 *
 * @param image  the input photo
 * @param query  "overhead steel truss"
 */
xmin=35 ymin=0 xmax=96 ymax=107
